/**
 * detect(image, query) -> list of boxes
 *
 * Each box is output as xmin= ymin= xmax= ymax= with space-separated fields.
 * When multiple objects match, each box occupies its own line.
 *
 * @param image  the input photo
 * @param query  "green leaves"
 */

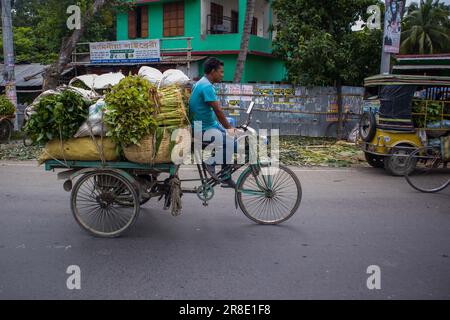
xmin=104 ymin=75 xmax=158 ymax=147
xmin=4 ymin=0 xmax=117 ymax=64
xmin=272 ymin=0 xmax=383 ymax=86
xmin=0 ymin=95 xmax=16 ymax=117
xmin=401 ymin=0 xmax=450 ymax=54
xmin=24 ymin=90 xmax=89 ymax=143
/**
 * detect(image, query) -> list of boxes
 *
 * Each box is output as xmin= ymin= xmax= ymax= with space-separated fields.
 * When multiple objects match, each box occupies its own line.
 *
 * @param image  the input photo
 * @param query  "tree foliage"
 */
xmin=0 ymin=0 xmax=117 ymax=64
xmin=400 ymin=0 xmax=450 ymax=54
xmin=272 ymin=0 xmax=383 ymax=86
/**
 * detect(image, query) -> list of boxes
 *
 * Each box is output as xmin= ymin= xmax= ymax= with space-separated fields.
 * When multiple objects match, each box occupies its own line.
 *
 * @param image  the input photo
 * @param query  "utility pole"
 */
xmin=380 ymin=0 xmax=391 ymax=74
xmin=1 ymin=0 xmax=18 ymax=130
xmin=380 ymin=48 xmax=391 ymax=74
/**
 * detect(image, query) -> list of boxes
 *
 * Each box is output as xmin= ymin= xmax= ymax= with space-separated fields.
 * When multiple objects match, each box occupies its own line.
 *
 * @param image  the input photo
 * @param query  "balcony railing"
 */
xmin=207 ymin=15 xmax=239 ymax=35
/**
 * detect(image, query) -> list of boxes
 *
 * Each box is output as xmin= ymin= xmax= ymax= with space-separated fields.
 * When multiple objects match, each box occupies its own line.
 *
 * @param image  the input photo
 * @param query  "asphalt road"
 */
xmin=0 ymin=161 xmax=449 ymax=300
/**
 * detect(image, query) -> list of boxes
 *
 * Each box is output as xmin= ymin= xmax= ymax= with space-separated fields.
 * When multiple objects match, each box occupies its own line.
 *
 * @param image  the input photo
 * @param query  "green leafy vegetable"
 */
xmin=104 ymin=75 xmax=158 ymax=146
xmin=156 ymin=85 xmax=189 ymax=128
xmin=0 ymin=95 xmax=16 ymax=116
xmin=24 ymin=90 xmax=88 ymax=143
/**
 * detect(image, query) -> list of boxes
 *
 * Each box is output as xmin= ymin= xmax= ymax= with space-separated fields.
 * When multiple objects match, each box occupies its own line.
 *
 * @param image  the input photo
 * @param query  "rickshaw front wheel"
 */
xmin=237 ymin=164 xmax=302 ymax=225
xmin=405 ymin=147 xmax=450 ymax=193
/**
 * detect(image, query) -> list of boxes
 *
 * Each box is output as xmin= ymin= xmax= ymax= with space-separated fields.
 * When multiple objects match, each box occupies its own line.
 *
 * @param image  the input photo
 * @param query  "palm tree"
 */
xmin=233 ymin=0 xmax=255 ymax=83
xmin=400 ymin=0 xmax=450 ymax=54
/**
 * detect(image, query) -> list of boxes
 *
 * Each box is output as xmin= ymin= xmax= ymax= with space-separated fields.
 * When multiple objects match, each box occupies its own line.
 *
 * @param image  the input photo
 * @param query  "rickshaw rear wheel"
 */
xmin=364 ymin=152 xmax=385 ymax=168
xmin=384 ymin=144 xmax=417 ymax=176
xmin=70 ymin=171 xmax=140 ymax=238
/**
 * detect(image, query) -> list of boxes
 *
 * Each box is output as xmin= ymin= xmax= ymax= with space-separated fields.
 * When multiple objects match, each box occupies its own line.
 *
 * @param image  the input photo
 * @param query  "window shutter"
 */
xmin=141 ymin=6 xmax=148 ymax=38
xmin=128 ymin=10 xmax=137 ymax=39
xmin=163 ymin=1 xmax=184 ymax=37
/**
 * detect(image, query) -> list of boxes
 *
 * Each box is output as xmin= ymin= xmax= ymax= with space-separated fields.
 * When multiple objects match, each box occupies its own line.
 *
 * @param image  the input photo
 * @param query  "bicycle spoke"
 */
xmin=73 ymin=173 xmax=139 ymax=237
xmin=238 ymin=166 xmax=301 ymax=224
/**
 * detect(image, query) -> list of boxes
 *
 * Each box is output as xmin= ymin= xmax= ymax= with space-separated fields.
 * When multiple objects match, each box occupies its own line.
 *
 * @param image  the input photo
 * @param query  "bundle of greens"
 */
xmin=24 ymin=90 xmax=89 ymax=144
xmin=156 ymin=85 xmax=189 ymax=127
xmin=104 ymin=75 xmax=158 ymax=146
xmin=0 ymin=95 xmax=16 ymax=116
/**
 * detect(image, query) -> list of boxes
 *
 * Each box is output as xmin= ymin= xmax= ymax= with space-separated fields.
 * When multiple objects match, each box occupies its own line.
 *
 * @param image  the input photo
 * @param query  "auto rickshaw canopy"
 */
xmin=364 ymin=74 xmax=450 ymax=131
xmin=364 ymin=74 xmax=450 ymax=87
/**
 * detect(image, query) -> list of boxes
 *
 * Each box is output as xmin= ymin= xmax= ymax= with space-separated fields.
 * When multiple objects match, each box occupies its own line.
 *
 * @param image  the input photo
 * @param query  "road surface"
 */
xmin=0 ymin=161 xmax=449 ymax=299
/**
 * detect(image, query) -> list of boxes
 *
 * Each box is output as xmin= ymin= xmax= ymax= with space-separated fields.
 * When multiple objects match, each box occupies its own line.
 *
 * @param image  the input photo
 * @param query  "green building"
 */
xmin=116 ymin=0 xmax=286 ymax=82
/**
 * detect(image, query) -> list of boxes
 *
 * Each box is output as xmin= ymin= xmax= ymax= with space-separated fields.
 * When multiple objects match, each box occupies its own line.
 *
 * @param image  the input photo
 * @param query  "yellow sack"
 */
xmin=39 ymin=137 xmax=119 ymax=164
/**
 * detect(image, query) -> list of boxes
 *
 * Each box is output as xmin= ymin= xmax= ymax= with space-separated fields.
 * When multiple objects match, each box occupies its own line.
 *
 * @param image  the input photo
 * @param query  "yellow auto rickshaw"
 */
xmin=359 ymin=74 xmax=450 ymax=176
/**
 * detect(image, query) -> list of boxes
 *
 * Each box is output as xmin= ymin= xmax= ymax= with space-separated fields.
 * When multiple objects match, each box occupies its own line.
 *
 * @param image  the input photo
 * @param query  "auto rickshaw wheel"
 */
xmin=384 ymin=144 xmax=417 ymax=176
xmin=359 ymin=111 xmax=376 ymax=142
xmin=0 ymin=119 xmax=13 ymax=143
xmin=364 ymin=152 xmax=385 ymax=168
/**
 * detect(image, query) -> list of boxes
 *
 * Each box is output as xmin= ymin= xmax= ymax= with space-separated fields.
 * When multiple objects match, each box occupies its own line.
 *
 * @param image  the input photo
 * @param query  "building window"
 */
xmin=251 ymin=17 xmax=258 ymax=36
xmin=210 ymin=3 xmax=224 ymax=34
xmin=128 ymin=6 xmax=148 ymax=39
xmin=231 ymin=10 xmax=238 ymax=34
xmin=210 ymin=3 xmax=224 ymax=26
xmin=208 ymin=3 xmax=239 ymax=34
xmin=163 ymin=1 xmax=185 ymax=37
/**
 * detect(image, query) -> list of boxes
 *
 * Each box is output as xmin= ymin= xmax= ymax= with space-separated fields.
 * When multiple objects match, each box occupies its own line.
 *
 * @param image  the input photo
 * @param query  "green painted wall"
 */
xmin=197 ymin=54 xmax=286 ymax=82
xmin=116 ymin=11 xmax=128 ymax=40
xmin=116 ymin=0 xmax=285 ymax=82
xmin=243 ymin=55 xmax=287 ymax=82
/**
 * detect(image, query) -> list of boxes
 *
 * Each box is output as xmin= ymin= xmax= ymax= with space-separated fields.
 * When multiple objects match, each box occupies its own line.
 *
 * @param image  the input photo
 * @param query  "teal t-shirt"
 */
xmin=189 ymin=76 xmax=219 ymax=131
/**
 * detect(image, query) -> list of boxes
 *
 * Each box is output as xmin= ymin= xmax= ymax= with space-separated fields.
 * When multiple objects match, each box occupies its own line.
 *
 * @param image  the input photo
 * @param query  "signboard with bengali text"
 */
xmin=89 ymin=39 xmax=160 ymax=64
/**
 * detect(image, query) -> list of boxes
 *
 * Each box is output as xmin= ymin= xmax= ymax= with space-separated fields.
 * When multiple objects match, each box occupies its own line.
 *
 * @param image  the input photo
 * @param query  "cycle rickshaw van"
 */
xmin=359 ymin=74 xmax=450 ymax=176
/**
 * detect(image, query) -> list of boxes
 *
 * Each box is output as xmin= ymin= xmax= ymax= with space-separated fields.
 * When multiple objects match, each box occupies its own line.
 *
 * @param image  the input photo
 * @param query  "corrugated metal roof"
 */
xmin=0 ymin=63 xmax=45 ymax=87
xmin=0 ymin=63 xmax=73 ymax=88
